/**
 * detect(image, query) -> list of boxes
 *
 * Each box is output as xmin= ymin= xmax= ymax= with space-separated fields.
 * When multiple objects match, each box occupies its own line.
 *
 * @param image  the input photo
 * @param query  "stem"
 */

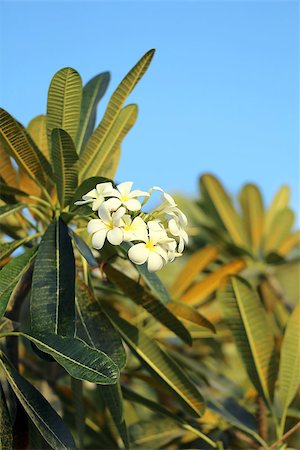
xmin=182 ymin=424 xmax=217 ymax=448
xmin=28 ymin=206 xmax=49 ymax=225
xmin=40 ymin=187 xmax=55 ymax=208
xmin=29 ymin=195 xmax=54 ymax=210
xmin=269 ymin=421 xmax=300 ymax=450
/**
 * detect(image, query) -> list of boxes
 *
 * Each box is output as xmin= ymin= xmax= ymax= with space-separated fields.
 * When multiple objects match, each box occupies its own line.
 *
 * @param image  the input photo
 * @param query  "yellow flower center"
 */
xmin=145 ymin=241 xmax=155 ymax=251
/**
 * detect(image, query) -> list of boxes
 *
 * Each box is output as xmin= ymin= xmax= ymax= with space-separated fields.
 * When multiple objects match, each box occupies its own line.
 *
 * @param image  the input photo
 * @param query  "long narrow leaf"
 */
xmin=0 ymin=353 xmax=76 ymax=449
xmin=51 ymin=128 xmax=78 ymax=207
xmin=27 ymin=115 xmax=49 ymax=161
xmin=30 ymin=218 xmax=75 ymax=336
xmin=0 ymin=142 xmax=18 ymax=187
xmin=0 ymin=236 xmax=35 ymax=260
xmin=0 ymin=204 xmax=24 ymax=220
xmin=79 ymin=49 xmax=154 ymax=178
xmin=263 ymin=208 xmax=294 ymax=255
xmin=47 ymin=67 xmax=82 ymax=143
xmin=76 ymin=72 xmax=110 ymax=153
xmin=0 ymin=383 xmax=12 ymax=450
xmin=239 ymin=184 xmax=264 ymax=254
xmin=218 ymin=276 xmax=276 ymax=405
xmin=103 ymin=307 xmax=205 ymax=417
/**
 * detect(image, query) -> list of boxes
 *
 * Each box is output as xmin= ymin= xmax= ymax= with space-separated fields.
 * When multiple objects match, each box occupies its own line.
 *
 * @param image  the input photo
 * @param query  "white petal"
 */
xmin=129 ymin=189 xmax=150 ymax=198
xmin=113 ymin=206 xmax=126 ymax=223
xmin=104 ymin=197 xmax=122 ymax=211
xmin=92 ymin=195 xmax=105 ymax=211
xmin=123 ymin=198 xmax=141 ymax=211
xmin=147 ymin=252 xmax=164 ymax=272
xmin=74 ymin=199 xmax=92 ymax=206
xmin=168 ymin=218 xmax=180 ymax=236
xmin=97 ymin=182 xmax=113 ymax=195
xmin=107 ymin=227 xmax=123 ymax=245
xmin=128 ymin=243 xmax=149 ymax=265
xmin=98 ymin=203 xmax=112 ymax=224
xmin=87 ymin=219 xmax=107 ymax=235
xmin=154 ymin=245 xmax=168 ymax=262
xmin=92 ymin=229 xmax=107 ymax=249
xmin=83 ymin=188 xmax=97 ymax=199
xmin=178 ymin=237 xmax=185 ymax=253
xmin=117 ymin=181 xmax=133 ymax=196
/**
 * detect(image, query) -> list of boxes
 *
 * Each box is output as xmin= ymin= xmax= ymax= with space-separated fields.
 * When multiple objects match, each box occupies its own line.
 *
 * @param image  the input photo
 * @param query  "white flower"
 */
xmin=168 ymin=218 xmax=188 ymax=253
xmin=74 ymin=182 xmax=115 ymax=211
xmin=128 ymin=221 xmax=173 ymax=272
xmin=105 ymin=181 xmax=149 ymax=212
xmin=87 ymin=204 xmax=126 ymax=249
xmin=153 ymin=186 xmax=188 ymax=226
xmin=122 ymin=215 xmax=148 ymax=242
xmin=162 ymin=239 xmax=178 ymax=262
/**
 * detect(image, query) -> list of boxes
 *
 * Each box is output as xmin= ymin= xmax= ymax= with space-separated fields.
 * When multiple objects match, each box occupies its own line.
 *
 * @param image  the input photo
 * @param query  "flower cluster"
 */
xmin=75 ymin=181 xmax=188 ymax=272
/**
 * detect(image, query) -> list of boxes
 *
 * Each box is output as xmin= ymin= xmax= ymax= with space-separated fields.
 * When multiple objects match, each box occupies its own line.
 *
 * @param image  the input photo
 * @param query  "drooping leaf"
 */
xmin=76 ymin=280 xmax=126 ymax=369
xmin=0 ymin=247 xmax=36 ymax=319
xmin=0 ymin=204 xmax=24 ymax=220
xmin=18 ymin=332 xmax=120 ymax=384
xmin=180 ymin=259 xmax=246 ymax=306
xmin=76 ymin=72 xmax=110 ymax=153
xmin=104 ymin=265 xmax=191 ymax=345
xmin=0 ymin=383 xmax=13 ymax=450
xmin=170 ymin=245 xmax=219 ymax=298
xmin=200 ymin=174 xmax=249 ymax=248
xmin=218 ymin=276 xmax=276 ymax=405
xmin=47 ymin=67 xmax=82 ymax=143
xmin=278 ymin=304 xmax=300 ymax=429
xmin=30 ymin=218 xmax=75 ymax=336
xmin=51 ymin=128 xmax=78 ymax=208
xmin=79 ymin=49 xmax=154 ymax=179
xmin=27 ymin=115 xmax=49 ymax=161
xmin=69 ymin=229 xmax=97 ymax=266
xmin=263 ymin=208 xmax=295 ymax=255
xmin=121 ymin=242 xmax=170 ymax=304
xmin=0 ymin=109 xmax=52 ymax=187
xmin=239 ymin=183 xmax=264 ymax=254
xmin=0 ymin=353 xmax=76 ymax=449
xmin=79 ymin=104 xmax=137 ymax=180
xmin=103 ymin=307 xmax=205 ymax=417
xmin=69 ymin=176 xmax=112 ymax=213
xmin=0 ymin=142 xmax=18 ymax=187
xmin=167 ymin=301 xmax=215 ymax=333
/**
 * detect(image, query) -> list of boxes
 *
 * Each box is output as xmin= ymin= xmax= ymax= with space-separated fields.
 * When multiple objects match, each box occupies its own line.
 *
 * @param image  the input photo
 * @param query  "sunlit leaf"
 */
xmin=170 ymin=245 xmax=219 ymax=298
xmin=0 ymin=203 xmax=24 ymax=220
xmin=0 ymin=141 xmax=18 ymax=187
xmin=239 ymin=183 xmax=264 ymax=254
xmin=0 ymin=353 xmax=76 ymax=449
xmin=79 ymin=49 xmax=154 ymax=179
xmin=167 ymin=301 xmax=215 ymax=333
xmin=0 ymin=236 xmax=35 ymax=260
xmin=218 ymin=276 xmax=276 ymax=405
xmin=76 ymin=72 xmax=110 ymax=153
xmin=47 ymin=67 xmax=82 ymax=143
xmin=51 ymin=128 xmax=78 ymax=208
xmin=264 ymin=185 xmax=290 ymax=237
xmin=263 ymin=208 xmax=294 ymax=255
xmin=27 ymin=115 xmax=49 ymax=161
xmin=30 ymin=218 xmax=75 ymax=336
xmin=277 ymin=231 xmax=300 ymax=256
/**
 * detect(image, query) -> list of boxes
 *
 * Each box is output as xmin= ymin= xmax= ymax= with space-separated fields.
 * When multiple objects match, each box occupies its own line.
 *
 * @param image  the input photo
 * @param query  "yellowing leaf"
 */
xmin=27 ymin=115 xmax=49 ymax=161
xmin=239 ymin=183 xmax=264 ymax=254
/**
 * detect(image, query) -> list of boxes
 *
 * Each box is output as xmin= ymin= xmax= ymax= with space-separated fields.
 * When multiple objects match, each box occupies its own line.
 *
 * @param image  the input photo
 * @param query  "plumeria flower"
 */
xmin=74 ymin=182 xmax=115 ymax=211
xmin=87 ymin=204 xmax=126 ymax=249
xmin=153 ymin=186 xmax=188 ymax=226
xmin=168 ymin=218 xmax=189 ymax=253
xmin=122 ymin=215 xmax=148 ymax=242
xmin=106 ymin=181 xmax=149 ymax=212
xmin=162 ymin=239 xmax=178 ymax=262
xmin=128 ymin=221 xmax=173 ymax=272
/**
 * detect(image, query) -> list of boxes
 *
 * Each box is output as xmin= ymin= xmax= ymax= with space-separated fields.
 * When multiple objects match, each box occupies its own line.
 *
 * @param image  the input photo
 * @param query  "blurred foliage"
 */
xmin=0 ymin=49 xmax=299 ymax=449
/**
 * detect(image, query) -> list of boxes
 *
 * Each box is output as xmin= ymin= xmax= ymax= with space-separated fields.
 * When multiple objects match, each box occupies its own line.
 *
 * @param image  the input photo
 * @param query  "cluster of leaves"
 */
xmin=0 ymin=47 xmax=299 ymax=450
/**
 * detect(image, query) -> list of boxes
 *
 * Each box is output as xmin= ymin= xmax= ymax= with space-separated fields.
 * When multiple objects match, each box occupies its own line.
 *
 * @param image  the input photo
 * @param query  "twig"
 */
xmin=269 ymin=421 xmax=300 ymax=450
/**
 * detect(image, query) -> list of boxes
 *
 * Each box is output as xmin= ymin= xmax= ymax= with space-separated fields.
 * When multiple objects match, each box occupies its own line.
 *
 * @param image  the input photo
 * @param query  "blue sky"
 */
xmin=0 ymin=1 xmax=298 ymax=216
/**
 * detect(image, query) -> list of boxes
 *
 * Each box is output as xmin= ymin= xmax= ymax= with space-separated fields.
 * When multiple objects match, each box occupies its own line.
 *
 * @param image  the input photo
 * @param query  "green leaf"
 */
xmin=76 ymin=72 xmax=110 ymax=153
xmin=47 ymin=67 xmax=82 ymax=144
xmin=200 ymin=174 xmax=249 ymax=248
xmin=0 ymin=183 xmax=29 ymax=201
xmin=0 ymin=353 xmax=76 ymax=449
xmin=0 ymin=247 xmax=36 ymax=319
xmin=104 ymin=265 xmax=191 ymax=345
xmin=30 ymin=218 xmax=75 ymax=336
xmin=79 ymin=49 xmax=154 ymax=179
xmin=21 ymin=332 xmax=119 ymax=384
xmin=100 ymin=384 xmax=129 ymax=448
xmin=79 ymin=104 xmax=137 ymax=180
xmin=121 ymin=242 xmax=170 ymax=304
xmin=76 ymin=281 xmax=126 ymax=369
xmin=167 ymin=301 xmax=215 ymax=333
xmin=98 ymin=144 xmax=121 ymax=179
xmin=0 ymin=203 xmax=24 ymax=220
xmin=51 ymin=128 xmax=78 ymax=208
xmin=71 ymin=378 xmax=85 ymax=449
xmin=278 ymin=304 xmax=300 ymax=430
xmin=69 ymin=229 xmax=97 ymax=266
xmin=239 ymin=183 xmax=264 ymax=254
xmin=0 ymin=383 xmax=13 ymax=450
xmin=0 ymin=236 xmax=35 ymax=260
xmin=263 ymin=208 xmax=295 ymax=255
xmin=103 ymin=307 xmax=205 ymax=417
xmin=69 ymin=176 xmax=112 ymax=213
xmin=0 ymin=108 xmax=52 ymax=187
xmin=27 ymin=115 xmax=49 ymax=161
xmin=264 ymin=185 xmax=290 ymax=237
xmin=218 ymin=276 xmax=276 ymax=405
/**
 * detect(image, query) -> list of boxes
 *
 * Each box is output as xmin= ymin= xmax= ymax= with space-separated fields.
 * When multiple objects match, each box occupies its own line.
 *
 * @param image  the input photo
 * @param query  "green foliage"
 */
xmin=0 ymin=50 xmax=298 ymax=450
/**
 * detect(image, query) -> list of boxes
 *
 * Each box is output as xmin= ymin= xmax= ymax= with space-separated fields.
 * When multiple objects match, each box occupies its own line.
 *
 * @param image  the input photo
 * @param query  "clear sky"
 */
xmin=0 ymin=1 xmax=298 ymax=216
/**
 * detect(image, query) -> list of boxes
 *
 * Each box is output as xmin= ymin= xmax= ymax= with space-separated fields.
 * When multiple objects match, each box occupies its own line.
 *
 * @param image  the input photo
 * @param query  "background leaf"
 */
xmin=27 ymin=115 xmax=49 ymax=160
xmin=0 ymin=383 xmax=13 ymax=450
xmin=239 ymin=183 xmax=264 ymax=254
